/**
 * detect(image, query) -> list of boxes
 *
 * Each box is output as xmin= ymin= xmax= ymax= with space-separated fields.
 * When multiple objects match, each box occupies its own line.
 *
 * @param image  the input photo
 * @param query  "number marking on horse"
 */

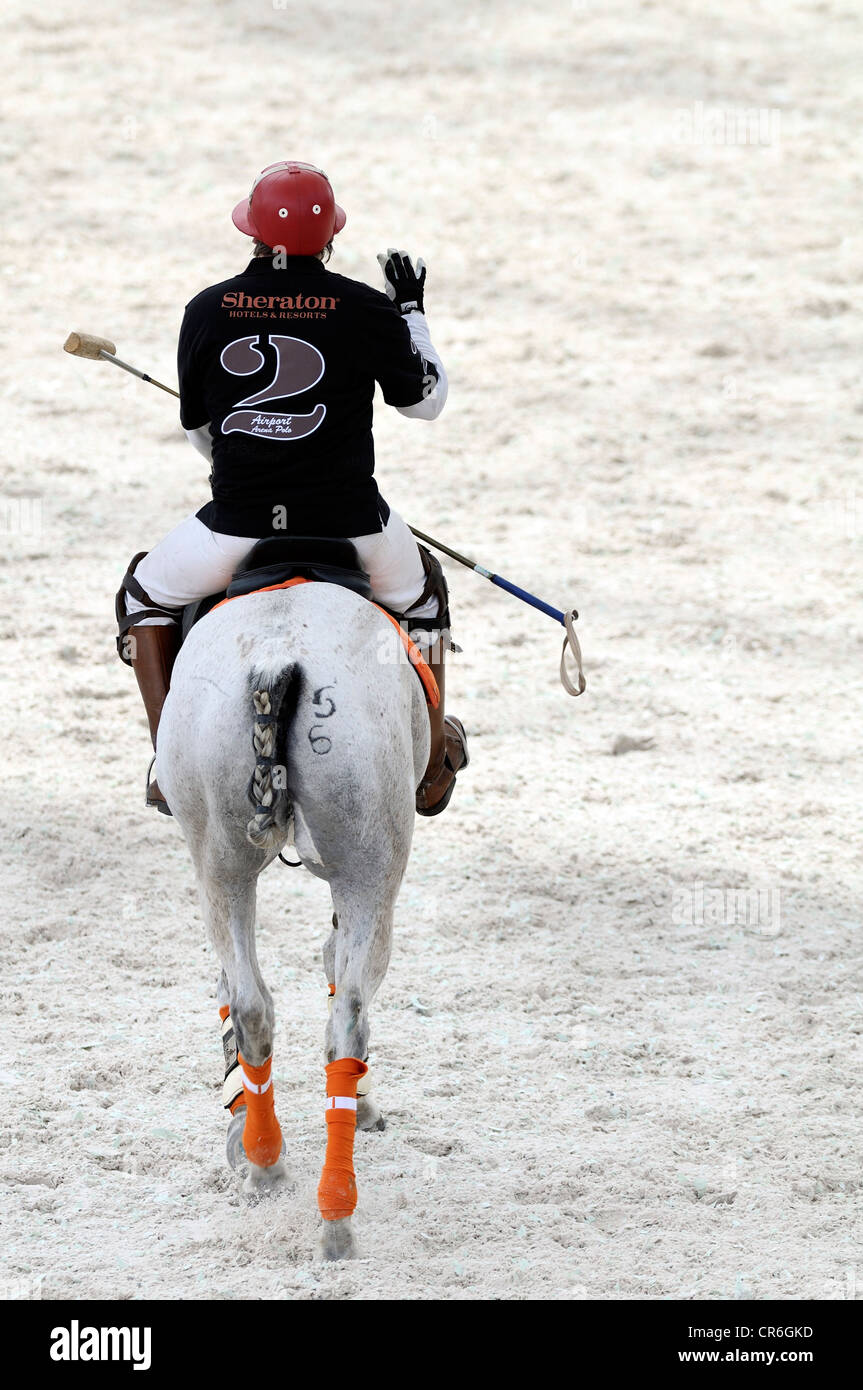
xmin=309 ymin=683 xmax=337 ymax=754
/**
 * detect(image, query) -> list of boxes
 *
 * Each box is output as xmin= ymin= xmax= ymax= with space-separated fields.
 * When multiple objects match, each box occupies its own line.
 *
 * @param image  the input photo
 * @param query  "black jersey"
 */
xmin=177 ymin=256 xmax=436 ymax=537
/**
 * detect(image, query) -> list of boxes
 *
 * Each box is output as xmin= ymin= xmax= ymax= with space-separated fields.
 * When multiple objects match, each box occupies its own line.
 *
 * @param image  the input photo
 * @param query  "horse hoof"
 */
xmin=226 ymin=1107 xmax=287 ymax=1174
xmin=356 ymin=1097 xmax=386 ymax=1132
xmin=320 ymin=1218 xmax=357 ymax=1261
xmin=226 ymin=1112 xmax=247 ymax=1172
xmin=243 ymin=1155 xmax=288 ymax=1198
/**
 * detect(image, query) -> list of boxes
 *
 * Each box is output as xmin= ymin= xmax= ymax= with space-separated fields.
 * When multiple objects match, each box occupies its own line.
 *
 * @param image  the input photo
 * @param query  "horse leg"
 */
xmin=214 ymin=967 xmax=259 ymax=1173
xmin=195 ymin=860 xmax=287 ymax=1194
xmin=324 ymin=911 xmax=384 ymax=1133
xmin=318 ymin=877 xmax=398 ymax=1261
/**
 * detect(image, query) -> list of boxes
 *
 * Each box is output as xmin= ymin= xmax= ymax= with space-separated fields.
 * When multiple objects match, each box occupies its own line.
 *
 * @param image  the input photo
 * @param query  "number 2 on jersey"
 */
xmin=220 ymin=334 xmax=327 ymax=441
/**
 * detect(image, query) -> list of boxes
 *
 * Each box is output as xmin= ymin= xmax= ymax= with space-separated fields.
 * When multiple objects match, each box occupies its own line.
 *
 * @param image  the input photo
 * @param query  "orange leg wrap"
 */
xmin=238 ymin=1053 xmax=283 ymax=1168
xmin=317 ymin=1057 xmax=368 ymax=1221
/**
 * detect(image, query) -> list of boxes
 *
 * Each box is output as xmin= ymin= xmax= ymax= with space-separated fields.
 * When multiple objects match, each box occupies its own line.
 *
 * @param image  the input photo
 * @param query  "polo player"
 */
xmin=116 ymin=160 xmax=468 ymax=817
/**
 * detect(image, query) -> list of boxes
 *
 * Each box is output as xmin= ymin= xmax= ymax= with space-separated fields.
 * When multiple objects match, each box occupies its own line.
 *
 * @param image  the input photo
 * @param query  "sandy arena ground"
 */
xmin=1 ymin=0 xmax=861 ymax=1300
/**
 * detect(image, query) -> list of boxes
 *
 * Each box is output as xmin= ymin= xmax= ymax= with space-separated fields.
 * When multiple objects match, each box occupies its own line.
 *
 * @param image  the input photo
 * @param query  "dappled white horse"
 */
xmin=157 ymin=580 xmax=431 ymax=1260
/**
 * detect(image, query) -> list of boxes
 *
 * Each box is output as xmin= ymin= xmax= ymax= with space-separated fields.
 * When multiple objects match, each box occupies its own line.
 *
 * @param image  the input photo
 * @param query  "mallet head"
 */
xmin=63 ymin=331 xmax=117 ymax=359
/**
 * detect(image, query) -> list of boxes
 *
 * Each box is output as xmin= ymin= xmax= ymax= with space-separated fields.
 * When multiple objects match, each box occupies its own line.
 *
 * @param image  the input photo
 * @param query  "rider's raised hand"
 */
xmin=377 ymin=248 xmax=426 ymax=315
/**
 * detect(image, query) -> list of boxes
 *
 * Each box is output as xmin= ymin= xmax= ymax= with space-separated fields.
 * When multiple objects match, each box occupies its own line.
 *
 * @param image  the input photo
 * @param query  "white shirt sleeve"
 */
xmin=395 ymin=311 xmax=448 ymax=420
xmin=185 ymin=424 xmax=213 ymax=461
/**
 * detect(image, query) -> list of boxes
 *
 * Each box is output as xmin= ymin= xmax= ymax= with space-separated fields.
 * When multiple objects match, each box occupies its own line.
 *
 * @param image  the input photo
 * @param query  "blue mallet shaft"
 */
xmin=408 ymin=527 xmax=575 ymax=626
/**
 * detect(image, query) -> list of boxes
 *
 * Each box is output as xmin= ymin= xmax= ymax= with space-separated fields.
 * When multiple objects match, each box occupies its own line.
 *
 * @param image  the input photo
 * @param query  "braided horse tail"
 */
xmin=246 ymin=664 xmax=301 ymax=849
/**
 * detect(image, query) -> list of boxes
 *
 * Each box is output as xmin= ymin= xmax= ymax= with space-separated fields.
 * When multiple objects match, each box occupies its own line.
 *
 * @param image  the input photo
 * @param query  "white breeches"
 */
xmin=126 ymin=506 xmax=437 ymax=624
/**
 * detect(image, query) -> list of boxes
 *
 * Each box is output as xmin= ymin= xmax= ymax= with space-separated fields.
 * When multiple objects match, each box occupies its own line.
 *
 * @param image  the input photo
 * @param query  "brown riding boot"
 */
xmin=416 ymin=652 xmax=469 ymax=816
xmin=128 ymin=623 xmax=181 ymax=815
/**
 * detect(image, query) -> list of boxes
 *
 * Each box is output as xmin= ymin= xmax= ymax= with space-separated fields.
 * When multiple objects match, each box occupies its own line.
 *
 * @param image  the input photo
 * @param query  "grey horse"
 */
xmin=157 ymin=580 xmax=431 ymax=1260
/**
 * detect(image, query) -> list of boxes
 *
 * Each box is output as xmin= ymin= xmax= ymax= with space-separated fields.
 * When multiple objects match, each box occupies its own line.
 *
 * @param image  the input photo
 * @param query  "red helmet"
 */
xmin=232 ymin=161 xmax=346 ymax=255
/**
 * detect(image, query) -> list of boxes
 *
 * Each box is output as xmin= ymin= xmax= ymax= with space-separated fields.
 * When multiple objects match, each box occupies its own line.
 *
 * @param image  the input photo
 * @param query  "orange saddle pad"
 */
xmin=212 ymin=577 xmax=440 ymax=708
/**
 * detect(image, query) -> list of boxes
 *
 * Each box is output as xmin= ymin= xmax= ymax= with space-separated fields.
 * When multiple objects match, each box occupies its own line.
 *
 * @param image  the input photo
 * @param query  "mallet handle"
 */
xmin=409 ymin=526 xmax=571 ymax=625
xmin=105 ymin=352 xmax=180 ymax=398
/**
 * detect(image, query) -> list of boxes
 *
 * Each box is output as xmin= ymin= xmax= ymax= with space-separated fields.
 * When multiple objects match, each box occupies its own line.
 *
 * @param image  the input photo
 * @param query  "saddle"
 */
xmin=181 ymin=536 xmax=373 ymax=642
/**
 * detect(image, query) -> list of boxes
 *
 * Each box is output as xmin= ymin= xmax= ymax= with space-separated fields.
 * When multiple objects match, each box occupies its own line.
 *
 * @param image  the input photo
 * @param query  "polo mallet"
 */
xmin=63 ymin=331 xmax=586 ymax=695
xmin=63 ymin=332 xmax=180 ymax=399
